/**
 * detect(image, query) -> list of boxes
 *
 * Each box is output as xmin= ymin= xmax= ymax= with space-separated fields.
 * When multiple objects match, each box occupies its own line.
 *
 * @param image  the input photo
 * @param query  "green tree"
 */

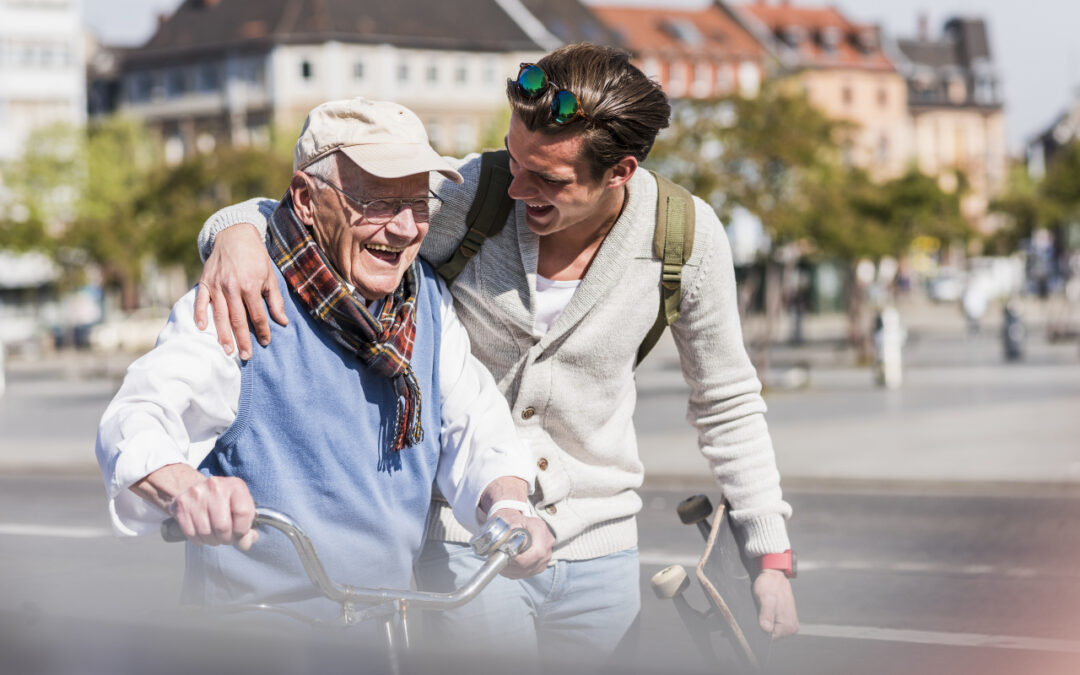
xmin=648 ymin=84 xmax=852 ymax=374
xmin=0 ymin=122 xmax=82 ymax=252
xmin=141 ymin=144 xmax=291 ymax=279
xmin=58 ymin=117 xmax=158 ymax=308
xmin=989 ymin=163 xmax=1055 ymax=254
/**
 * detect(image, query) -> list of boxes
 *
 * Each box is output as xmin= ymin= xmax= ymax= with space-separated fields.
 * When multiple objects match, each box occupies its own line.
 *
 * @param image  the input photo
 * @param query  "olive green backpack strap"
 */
xmin=636 ymin=172 xmax=695 ymax=366
xmin=436 ymin=150 xmax=516 ymax=285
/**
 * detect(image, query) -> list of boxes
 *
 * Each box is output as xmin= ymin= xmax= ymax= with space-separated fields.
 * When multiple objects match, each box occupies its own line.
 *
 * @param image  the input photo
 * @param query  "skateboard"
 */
xmin=651 ymin=494 xmax=770 ymax=673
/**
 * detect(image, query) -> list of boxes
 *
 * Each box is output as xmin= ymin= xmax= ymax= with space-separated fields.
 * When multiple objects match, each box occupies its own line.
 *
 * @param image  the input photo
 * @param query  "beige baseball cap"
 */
xmin=293 ymin=98 xmax=463 ymax=184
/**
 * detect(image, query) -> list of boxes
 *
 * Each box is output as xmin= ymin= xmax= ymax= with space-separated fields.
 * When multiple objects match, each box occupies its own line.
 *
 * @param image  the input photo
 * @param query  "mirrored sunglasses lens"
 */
xmin=551 ymin=90 xmax=581 ymax=124
xmin=517 ymin=65 xmax=547 ymax=96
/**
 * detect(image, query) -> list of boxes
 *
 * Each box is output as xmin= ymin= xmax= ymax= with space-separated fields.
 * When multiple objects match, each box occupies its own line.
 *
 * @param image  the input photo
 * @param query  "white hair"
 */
xmin=302 ymin=152 xmax=339 ymax=182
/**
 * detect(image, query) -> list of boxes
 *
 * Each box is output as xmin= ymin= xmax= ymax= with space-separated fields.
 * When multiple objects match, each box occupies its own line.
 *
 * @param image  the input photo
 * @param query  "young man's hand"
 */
xmin=752 ymin=570 xmax=799 ymax=639
xmin=193 ymin=223 xmax=286 ymax=361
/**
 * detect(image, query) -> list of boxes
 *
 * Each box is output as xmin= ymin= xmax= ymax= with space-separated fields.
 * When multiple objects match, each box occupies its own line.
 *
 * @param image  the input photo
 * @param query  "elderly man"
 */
xmin=95 ymin=98 xmax=552 ymax=621
xmin=194 ymin=43 xmax=798 ymax=659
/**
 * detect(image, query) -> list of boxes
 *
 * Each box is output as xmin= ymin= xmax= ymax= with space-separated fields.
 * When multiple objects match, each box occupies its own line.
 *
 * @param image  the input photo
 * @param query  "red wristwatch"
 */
xmin=759 ymin=550 xmax=797 ymax=579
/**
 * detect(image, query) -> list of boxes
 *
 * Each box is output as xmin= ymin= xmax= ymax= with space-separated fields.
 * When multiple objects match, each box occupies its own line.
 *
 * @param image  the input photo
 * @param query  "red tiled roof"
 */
xmin=739 ymin=2 xmax=894 ymax=72
xmin=590 ymin=4 xmax=766 ymax=60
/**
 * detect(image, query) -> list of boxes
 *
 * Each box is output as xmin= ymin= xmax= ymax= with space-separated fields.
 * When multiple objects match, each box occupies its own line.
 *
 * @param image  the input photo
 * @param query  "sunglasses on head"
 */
xmin=515 ymin=63 xmax=587 ymax=125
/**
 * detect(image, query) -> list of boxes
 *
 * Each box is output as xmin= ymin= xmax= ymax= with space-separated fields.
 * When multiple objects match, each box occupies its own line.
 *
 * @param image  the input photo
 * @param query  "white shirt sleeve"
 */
xmin=95 ymin=289 xmax=242 ymax=536
xmin=433 ymin=276 xmax=535 ymax=532
xmin=96 ymin=278 xmax=532 ymax=538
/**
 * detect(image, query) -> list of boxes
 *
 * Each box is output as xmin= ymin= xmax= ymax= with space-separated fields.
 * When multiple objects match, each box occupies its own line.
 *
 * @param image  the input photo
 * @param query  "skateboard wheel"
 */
xmin=677 ymin=494 xmax=713 ymax=524
xmin=650 ymin=565 xmax=690 ymax=599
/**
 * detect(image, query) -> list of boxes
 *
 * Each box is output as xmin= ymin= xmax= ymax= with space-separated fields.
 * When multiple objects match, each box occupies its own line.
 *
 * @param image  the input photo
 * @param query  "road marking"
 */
xmin=799 ymin=624 xmax=1080 ymax=654
xmin=0 ymin=523 xmax=112 ymax=538
xmin=638 ymin=550 xmax=1063 ymax=580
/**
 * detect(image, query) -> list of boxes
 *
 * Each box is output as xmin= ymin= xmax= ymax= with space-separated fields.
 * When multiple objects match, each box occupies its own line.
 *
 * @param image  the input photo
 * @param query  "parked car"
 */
xmin=88 ymin=307 xmax=172 ymax=353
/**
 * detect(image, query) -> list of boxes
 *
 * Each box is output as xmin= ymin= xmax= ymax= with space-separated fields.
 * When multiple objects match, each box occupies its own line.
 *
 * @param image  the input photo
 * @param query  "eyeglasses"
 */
xmin=516 ymin=63 xmax=587 ymax=125
xmin=310 ymin=175 xmax=442 ymax=224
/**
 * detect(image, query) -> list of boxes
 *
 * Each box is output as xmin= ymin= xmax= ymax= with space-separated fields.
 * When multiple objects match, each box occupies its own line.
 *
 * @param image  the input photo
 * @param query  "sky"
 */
xmin=81 ymin=0 xmax=1079 ymax=155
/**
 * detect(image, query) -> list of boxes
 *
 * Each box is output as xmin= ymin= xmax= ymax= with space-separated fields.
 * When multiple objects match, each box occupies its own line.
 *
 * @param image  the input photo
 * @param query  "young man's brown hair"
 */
xmin=506 ymin=43 xmax=671 ymax=181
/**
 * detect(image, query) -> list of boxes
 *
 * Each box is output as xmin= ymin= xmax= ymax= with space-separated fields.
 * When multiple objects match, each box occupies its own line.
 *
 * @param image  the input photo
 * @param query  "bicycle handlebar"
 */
xmin=161 ymin=506 xmax=531 ymax=612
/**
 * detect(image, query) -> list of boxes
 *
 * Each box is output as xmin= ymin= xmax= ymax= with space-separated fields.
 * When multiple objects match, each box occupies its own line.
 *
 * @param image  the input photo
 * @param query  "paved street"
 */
xmin=1 ymin=299 xmax=1079 ymax=673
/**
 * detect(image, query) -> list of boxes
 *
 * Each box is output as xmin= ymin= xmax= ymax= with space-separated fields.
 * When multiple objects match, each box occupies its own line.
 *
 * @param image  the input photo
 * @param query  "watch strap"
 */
xmin=485 ymin=499 xmax=534 ymax=518
xmin=759 ymin=550 xmax=796 ymax=578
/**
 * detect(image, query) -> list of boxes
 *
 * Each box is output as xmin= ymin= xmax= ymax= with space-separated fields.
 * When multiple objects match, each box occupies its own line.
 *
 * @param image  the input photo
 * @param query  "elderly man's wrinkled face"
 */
xmin=296 ymin=156 xmax=429 ymax=301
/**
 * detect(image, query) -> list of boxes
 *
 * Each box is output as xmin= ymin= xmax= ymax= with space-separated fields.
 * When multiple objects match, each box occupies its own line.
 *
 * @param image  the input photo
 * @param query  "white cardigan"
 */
xmin=200 ymin=157 xmax=792 ymax=561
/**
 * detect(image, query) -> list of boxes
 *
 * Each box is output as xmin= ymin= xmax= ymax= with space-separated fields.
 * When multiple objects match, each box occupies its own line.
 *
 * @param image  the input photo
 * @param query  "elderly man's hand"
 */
xmin=193 ymin=223 xmax=286 ymax=361
xmin=492 ymin=509 xmax=554 ymax=579
xmin=169 ymin=475 xmax=259 ymax=551
xmin=131 ymin=465 xmax=259 ymax=551
xmin=753 ymin=570 xmax=799 ymax=639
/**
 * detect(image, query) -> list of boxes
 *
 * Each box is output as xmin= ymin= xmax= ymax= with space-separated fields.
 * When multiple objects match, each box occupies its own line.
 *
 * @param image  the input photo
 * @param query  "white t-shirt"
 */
xmin=533 ymin=274 xmax=580 ymax=336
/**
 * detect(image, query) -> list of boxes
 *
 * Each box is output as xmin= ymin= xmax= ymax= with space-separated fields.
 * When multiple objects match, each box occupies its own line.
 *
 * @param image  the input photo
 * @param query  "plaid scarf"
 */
xmin=267 ymin=195 xmax=423 ymax=453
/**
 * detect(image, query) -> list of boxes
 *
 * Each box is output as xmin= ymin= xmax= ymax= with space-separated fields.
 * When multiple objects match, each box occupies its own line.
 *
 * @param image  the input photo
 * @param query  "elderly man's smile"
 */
xmin=365 ymin=243 xmax=405 ymax=264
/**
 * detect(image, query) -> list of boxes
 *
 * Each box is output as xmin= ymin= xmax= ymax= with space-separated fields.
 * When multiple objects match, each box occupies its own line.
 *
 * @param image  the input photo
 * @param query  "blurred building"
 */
xmin=894 ymin=16 xmax=1007 ymax=234
xmin=590 ymin=2 xmax=771 ymax=99
xmin=0 ymin=0 xmax=86 ymax=163
xmin=737 ymin=0 xmax=909 ymax=180
xmin=106 ymin=0 xmax=619 ymax=161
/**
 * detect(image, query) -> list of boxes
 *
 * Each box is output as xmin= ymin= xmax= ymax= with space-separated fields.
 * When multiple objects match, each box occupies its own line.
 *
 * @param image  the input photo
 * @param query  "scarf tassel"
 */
xmin=391 ymin=368 xmax=424 ymax=452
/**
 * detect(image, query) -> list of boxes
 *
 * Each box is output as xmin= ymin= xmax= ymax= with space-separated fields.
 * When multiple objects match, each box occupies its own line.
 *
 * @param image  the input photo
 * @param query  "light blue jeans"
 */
xmin=413 ymin=541 xmax=640 ymax=671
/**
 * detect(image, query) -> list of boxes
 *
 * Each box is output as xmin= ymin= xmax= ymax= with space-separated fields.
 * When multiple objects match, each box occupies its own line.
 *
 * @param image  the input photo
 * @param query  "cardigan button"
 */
xmin=537 ymin=458 xmax=548 ymax=471
xmin=521 ymin=407 xmax=536 ymax=420
xmin=545 ymin=504 xmax=558 ymax=515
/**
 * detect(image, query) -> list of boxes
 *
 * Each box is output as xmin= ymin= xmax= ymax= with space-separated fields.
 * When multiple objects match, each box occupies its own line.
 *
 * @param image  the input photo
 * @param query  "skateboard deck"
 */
xmin=695 ymin=499 xmax=771 ymax=672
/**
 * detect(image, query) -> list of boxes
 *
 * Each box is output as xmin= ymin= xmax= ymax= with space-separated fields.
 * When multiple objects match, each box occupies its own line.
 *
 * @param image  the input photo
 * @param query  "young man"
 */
xmin=194 ymin=44 xmax=797 ymax=659
xmin=96 ymin=98 xmax=552 ymax=622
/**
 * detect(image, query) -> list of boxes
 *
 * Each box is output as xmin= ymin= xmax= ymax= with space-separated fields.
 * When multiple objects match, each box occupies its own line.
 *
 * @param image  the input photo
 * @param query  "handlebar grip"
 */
xmin=161 ymin=517 xmax=186 ymax=543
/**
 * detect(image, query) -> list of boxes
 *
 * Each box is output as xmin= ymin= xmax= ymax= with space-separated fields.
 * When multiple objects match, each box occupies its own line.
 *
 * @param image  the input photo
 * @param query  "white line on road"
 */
xmin=799 ymin=624 xmax=1080 ymax=655
xmin=0 ymin=523 xmax=112 ymax=538
xmin=638 ymin=550 xmax=1064 ymax=581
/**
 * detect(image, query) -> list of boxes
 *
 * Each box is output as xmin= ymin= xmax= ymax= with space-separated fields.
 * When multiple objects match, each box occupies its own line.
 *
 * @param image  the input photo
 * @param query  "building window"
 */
xmin=427 ymin=118 xmax=443 ymax=150
xmin=166 ymin=70 xmax=186 ymax=97
xmin=715 ymin=64 xmax=733 ymax=94
xmin=737 ymin=61 xmax=760 ymax=98
xmin=877 ymin=133 xmax=890 ymax=165
xmin=947 ymin=75 xmax=966 ymax=104
xmin=877 ymin=88 xmax=888 ymax=107
xmin=397 ymin=62 xmax=410 ymax=83
xmin=842 ymin=85 xmax=853 ymax=106
xmin=455 ymin=118 xmax=472 ymax=153
xmin=426 ymin=62 xmax=438 ymax=84
xmin=667 ymin=60 xmax=686 ymax=96
xmin=129 ymin=74 xmax=152 ymax=103
xmin=301 ymin=60 xmax=314 ymax=80
xmin=455 ymin=62 xmax=468 ymax=84
xmin=197 ymin=65 xmax=219 ymax=92
xmin=353 ymin=61 xmax=365 ymax=80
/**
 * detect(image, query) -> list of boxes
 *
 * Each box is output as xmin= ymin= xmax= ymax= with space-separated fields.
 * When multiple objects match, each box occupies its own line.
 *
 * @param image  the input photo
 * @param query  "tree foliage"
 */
xmin=141 ymin=145 xmax=291 ymax=278
xmin=649 ymin=82 xmax=848 ymax=249
xmin=649 ymin=83 xmax=971 ymax=266
xmin=1 ymin=118 xmax=292 ymax=304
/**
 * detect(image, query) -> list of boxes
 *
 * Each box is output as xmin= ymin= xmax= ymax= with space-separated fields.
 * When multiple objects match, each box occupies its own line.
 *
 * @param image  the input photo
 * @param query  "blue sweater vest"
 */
xmin=183 ymin=260 xmax=444 ymax=620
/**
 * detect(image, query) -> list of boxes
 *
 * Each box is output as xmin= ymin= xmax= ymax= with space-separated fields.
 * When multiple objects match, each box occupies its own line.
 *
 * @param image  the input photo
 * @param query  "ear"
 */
xmin=290 ymin=172 xmax=316 ymax=225
xmin=605 ymin=155 xmax=638 ymax=190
